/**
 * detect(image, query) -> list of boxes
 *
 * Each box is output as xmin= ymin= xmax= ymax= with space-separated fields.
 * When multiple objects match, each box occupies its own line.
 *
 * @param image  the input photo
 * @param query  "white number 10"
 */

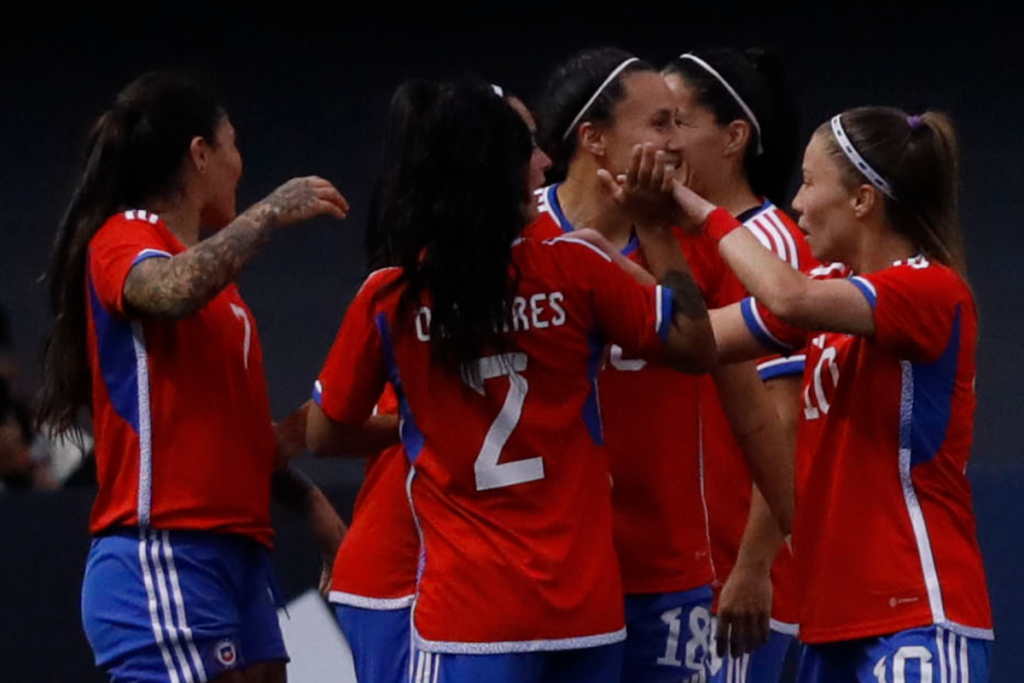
xmin=466 ymin=353 xmax=544 ymax=491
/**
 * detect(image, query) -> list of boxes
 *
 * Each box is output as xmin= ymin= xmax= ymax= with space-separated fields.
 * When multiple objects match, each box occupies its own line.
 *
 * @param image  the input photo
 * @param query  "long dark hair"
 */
xmin=365 ymin=79 xmax=440 ymax=269
xmin=37 ymin=71 xmax=225 ymax=435
xmin=664 ymin=48 xmax=799 ymax=206
xmin=536 ymin=48 xmax=655 ymax=182
xmin=817 ymin=107 xmax=967 ymax=276
xmin=384 ymin=83 xmax=532 ymax=372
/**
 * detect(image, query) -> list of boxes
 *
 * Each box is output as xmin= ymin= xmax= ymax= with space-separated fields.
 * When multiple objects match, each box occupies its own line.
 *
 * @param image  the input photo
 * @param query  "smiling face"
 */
xmin=591 ymin=71 xmax=682 ymax=176
xmin=791 ymin=132 xmax=862 ymax=263
xmin=197 ymin=116 xmax=243 ymax=229
xmin=663 ymin=71 xmax=736 ymax=197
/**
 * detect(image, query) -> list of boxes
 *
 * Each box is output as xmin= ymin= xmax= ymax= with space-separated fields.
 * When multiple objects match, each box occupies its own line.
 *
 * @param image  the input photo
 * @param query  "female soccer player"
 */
xmin=669 ymin=107 xmax=993 ymax=682
xmin=662 ymin=48 xmax=813 ymax=681
xmin=306 ymin=82 xmax=715 ymax=683
xmin=533 ymin=47 xmax=794 ymax=682
xmin=322 ymin=80 xmax=556 ymax=683
xmin=37 ymin=71 xmax=349 ymax=683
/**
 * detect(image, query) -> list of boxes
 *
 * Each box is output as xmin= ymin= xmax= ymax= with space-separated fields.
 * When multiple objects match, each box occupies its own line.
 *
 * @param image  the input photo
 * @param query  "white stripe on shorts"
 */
xmin=160 ymin=532 xmax=207 ymax=682
xmin=138 ymin=532 xmax=182 ymax=683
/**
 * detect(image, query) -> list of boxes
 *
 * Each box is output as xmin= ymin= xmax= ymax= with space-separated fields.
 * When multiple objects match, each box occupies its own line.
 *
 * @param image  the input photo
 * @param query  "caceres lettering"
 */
xmin=414 ymin=292 xmax=567 ymax=342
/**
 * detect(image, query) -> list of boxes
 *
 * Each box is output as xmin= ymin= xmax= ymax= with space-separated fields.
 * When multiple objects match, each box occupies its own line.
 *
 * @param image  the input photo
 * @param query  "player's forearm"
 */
xmin=636 ymin=225 xmax=717 ymax=372
xmin=734 ymin=486 xmax=785 ymax=574
xmin=707 ymin=210 xmax=811 ymax=324
xmin=713 ymin=362 xmax=794 ymax=533
xmin=123 ymin=203 xmax=276 ymax=319
xmin=307 ymin=404 xmax=400 ymax=458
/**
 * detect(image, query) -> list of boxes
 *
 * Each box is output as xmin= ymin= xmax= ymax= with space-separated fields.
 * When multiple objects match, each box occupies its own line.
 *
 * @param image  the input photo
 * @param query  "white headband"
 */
xmin=677 ymin=53 xmax=763 ymax=155
xmin=562 ymin=57 xmax=639 ymax=141
xmin=830 ymin=115 xmax=895 ymax=199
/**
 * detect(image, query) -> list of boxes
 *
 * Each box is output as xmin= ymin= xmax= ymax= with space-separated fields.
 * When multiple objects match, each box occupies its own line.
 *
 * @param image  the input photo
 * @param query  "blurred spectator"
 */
xmin=0 ymin=305 xmax=90 ymax=490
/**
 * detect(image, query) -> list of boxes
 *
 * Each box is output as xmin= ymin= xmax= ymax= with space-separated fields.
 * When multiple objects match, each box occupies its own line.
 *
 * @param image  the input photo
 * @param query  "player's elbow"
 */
xmin=305 ymin=408 xmax=337 ymax=457
xmin=660 ymin=320 xmax=718 ymax=374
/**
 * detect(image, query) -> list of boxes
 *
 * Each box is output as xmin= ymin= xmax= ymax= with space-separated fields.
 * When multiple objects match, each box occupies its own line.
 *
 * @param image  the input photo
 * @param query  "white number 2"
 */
xmin=229 ymin=303 xmax=251 ymax=370
xmin=873 ymin=646 xmax=933 ymax=683
xmin=467 ymin=353 xmax=544 ymax=491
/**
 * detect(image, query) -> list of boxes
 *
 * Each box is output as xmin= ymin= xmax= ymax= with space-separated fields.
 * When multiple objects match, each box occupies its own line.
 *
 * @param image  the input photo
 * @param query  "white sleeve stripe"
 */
xmin=809 ymin=262 xmax=848 ymax=278
xmin=754 ymin=216 xmax=789 ymax=264
xmin=765 ymin=210 xmax=800 ymax=268
xmin=545 ymin=236 xmax=612 ymax=262
xmin=757 ymin=355 xmax=807 ymax=371
xmin=655 ymin=285 xmax=663 ymax=333
xmin=744 ymin=222 xmax=773 ymax=251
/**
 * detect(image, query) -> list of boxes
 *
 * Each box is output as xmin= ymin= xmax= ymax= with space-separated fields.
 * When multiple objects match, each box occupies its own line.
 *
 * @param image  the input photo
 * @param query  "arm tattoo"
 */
xmin=123 ymin=203 xmax=275 ymax=318
xmin=661 ymin=269 xmax=709 ymax=321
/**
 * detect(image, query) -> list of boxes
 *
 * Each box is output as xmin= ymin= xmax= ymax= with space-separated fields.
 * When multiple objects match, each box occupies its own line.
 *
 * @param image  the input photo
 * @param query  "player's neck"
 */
xmin=853 ymin=227 xmax=917 ymax=274
xmin=558 ymin=167 xmax=634 ymax=251
xmin=143 ymin=197 xmax=202 ymax=247
xmin=705 ymin=176 xmax=761 ymax=219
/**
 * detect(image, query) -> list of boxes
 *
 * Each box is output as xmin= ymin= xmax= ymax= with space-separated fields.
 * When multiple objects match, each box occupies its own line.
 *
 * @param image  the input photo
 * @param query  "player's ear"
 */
xmin=850 ymin=183 xmax=879 ymax=220
xmin=189 ymin=136 xmax=209 ymax=175
xmin=578 ymin=122 xmax=606 ymax=158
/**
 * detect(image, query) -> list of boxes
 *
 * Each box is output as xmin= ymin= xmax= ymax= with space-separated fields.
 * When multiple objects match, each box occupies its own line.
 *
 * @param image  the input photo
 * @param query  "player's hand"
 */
xmin=273 ymin=401 xmax=312 ymax=468
xmin=669 ymin=173 xmax=717 ymax=233
xmin=308 ymin=488 xmax=347 ymax=569
xmin=262 ymin=176 xmax=350 ymax=227
xmin=597 ymin=143 xmax=680 ymax=227
xmin=318 ymin=561 xmax=332 ymax=599
xmin=715 ymin=563 xmax=772 ymax=658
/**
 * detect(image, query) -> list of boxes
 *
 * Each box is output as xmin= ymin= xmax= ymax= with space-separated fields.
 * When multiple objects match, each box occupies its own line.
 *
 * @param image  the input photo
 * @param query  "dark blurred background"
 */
xmin=0 ymin=9 xmax=1020 ymax=682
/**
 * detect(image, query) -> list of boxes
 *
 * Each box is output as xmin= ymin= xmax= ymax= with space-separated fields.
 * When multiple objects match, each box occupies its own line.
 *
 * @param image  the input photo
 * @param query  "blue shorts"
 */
xmin=334 ymin=604 xmax=411 ymax=683
xmin=81 ymin=528 xmax=288 ymax=683
xmin=708 ymin=621 xmax=799 ymax=683
xmin=797 ymin=626 xmax=990 ymax=683
xmin=408 ymin=642 xmax=624 ymax=683
xmin=622 ymin=584 xmax=714 ymax=683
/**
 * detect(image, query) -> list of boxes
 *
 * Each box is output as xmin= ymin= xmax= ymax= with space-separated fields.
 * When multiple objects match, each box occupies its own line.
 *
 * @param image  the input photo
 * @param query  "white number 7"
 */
xmin=229 ymin=303 xmax=251 ymax=370
xmin=466 ymin=353 xmax=544 ymax=491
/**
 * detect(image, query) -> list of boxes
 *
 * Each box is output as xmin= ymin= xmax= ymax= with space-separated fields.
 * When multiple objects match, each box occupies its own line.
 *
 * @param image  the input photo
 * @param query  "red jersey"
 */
xmin=314 ymin=238 xmax=675 ymax=652
xmin=700 ymin=201 xmax=816 ymax=629
xmin=326 ymin=385 xmax=419 ymax=608
xmin=86 ymin=211 xmax=276 ymax=546
xmin=743 ymin=256 xmax=993 ymax=643
xmin=534 ymin=184 xmax=755 ymax=594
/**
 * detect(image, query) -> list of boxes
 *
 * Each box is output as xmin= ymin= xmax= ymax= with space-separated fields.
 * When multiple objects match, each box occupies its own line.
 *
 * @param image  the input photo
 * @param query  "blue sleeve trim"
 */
xmin=740 ymin=298 xmax=793 ymax=355
xmin=657 ymin=286 xmax=674 ymax=343
xmin=850 ymin=276 xmax=878 ymax=309
xmin=757 ymin=357 xmax=806 ymax=381
xmin=312 ymin=380 xmax=324 ymax=407
xmin=131 ymin=249 xmax=172 ymax=266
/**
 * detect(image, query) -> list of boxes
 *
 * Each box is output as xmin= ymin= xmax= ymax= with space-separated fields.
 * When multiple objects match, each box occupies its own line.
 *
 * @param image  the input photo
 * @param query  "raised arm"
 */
xmin=124 ymin=176 xmax=348 ymax=318
xmin=672 ymin=184 xmax=873 ymax=335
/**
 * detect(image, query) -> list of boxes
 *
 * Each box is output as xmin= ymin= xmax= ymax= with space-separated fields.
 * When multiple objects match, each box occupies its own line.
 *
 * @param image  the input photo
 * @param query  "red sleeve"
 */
xmin=313 ymin=270 xmax=395 ymax=425
xmin=852 ymin=258 xmax=969 ymax=362
xmin=554 ymin=237 xmax=669 ymax=360
xmin=88 ymin=215 xmax=174 ymax=316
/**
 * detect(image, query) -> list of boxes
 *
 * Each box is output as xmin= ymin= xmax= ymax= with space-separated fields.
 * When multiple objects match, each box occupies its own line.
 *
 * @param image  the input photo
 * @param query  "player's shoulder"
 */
xmin=878 ymin=255 xmax=970 ymax=299
xmin=91 ymin=209 xmax=166 ymax=247
xmin=742 ymin=200 xmax=806 ymax=267
xmin=356 ymin=266 xmax=403 ymax=301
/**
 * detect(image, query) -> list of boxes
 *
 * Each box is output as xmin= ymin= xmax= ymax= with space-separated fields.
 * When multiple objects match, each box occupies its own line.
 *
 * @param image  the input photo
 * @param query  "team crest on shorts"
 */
xmin=215 ymin=640 xmax=238 ymax=668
